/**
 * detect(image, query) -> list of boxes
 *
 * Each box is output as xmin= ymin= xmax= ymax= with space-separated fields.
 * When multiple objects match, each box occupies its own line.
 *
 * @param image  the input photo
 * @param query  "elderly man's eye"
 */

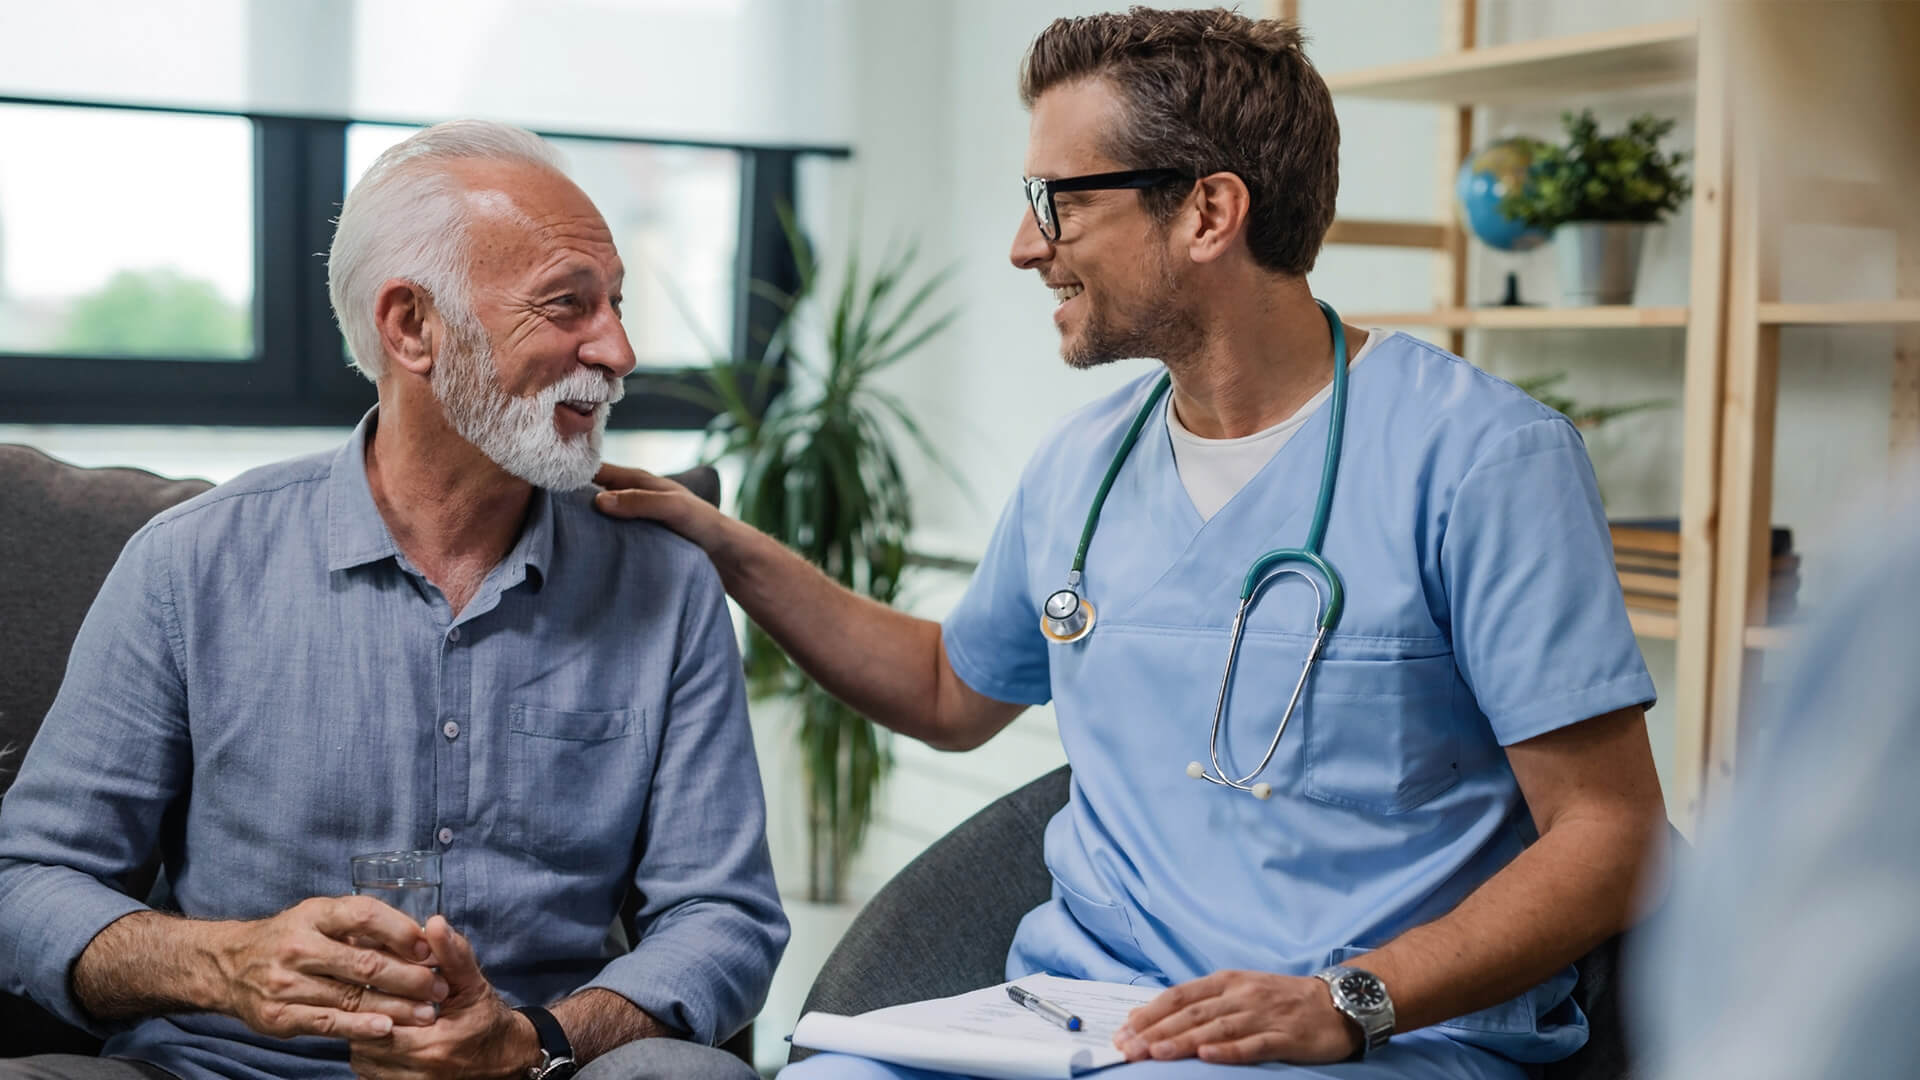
xmin=548 ymin=294 xmax=580 ymax=310
xmin=610 ymin=295 xmax=624 ymax=318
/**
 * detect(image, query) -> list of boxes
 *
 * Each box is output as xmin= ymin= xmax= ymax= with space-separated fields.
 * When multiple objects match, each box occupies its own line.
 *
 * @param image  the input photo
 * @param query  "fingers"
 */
xmin=1196 ymin=1032 xmax=1287 ymax=1065
xmin=331 ymin=981 xmax=443 ymax=1029
xmin=313 ymin=896 xmax=431 ymax=963
xmin=422 ymin=916 xmax=483 ymax=998
xmin=258 ymin=1000 xmax=395 ymax=1041
xmin=302 ymin=936 xmax=444 ymax=1005
xmin=1145 ymin=1012 xmax=1251 ymax=1060
xmin=1132 ymin=995 xmax=1235 ymax=1048
xmin=592 ymin=488 xmax=674 ymax=520
xmin=592 ymin=463 xmax=670 ymax=492
xmin=1119 ymin=973 xmax=1222 ymax=1044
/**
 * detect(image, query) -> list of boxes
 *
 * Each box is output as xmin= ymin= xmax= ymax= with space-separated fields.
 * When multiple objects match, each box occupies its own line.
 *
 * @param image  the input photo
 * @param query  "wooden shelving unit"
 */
xmin=1324 ymin=19 xmax=1698 ymax=104
xmin=1349 ymin=306 xmax=1689 ymax=330
xmin=1700 ymin=3 xmax=1918 ymax=815
xmin=1626 ymin=608 xmax=1680 ymax=641
xmin=1757 ymin=300 xmax=1920 ymax=326
xmin=1305 ymin=5 xmax=1734 ymax=830
xmin=1300 ymin=3 xmax=1916 ymax=829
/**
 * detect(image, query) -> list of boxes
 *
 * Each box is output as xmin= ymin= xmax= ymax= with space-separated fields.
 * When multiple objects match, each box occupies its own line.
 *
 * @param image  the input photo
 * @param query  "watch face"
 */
xmin=1338 ymin=972 xmax=1387 ymax=1012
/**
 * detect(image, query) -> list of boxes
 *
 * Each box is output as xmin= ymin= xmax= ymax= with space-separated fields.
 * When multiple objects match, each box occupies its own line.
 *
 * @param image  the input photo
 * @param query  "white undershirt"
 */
xmin=1167 ymin=329 xmax=1390 ymax=521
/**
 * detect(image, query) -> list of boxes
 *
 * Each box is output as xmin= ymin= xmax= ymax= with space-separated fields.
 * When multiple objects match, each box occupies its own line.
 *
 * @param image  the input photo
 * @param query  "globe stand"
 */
xmin=1493 ymin=270 xmax=1535 ymax=308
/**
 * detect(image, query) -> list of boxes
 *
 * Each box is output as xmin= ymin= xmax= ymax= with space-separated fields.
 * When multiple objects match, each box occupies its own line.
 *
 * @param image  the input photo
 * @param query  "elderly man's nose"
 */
xmin=581 ymin=310 xmax=638 ymax=379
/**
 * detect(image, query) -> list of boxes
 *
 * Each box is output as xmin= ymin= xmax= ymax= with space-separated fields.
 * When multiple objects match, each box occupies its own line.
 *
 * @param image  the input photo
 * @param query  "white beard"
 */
xmin=430 ymin=325 xmax=625 ymax=491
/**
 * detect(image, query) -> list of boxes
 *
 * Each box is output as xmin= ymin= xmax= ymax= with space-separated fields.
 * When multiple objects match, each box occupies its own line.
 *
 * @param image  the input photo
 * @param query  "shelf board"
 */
xmin=1627 ymin=607 xmax=1678 ymax=640
xmin=1351 ymin=306 xmax=1689 ymax=330
xmin=1757 ymin=300 xmax=1920 ymax=325
xmin=1325 ymin=19 xmax=1698 ymax=105
xmin=1324 ymin=218 xmax=1450 ymax=250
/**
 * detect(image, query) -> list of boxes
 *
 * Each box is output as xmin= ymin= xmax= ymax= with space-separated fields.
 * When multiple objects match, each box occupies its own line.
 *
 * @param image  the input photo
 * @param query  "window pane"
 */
xmin=345 ymin=124 xmax=739 ymax=369
xmin=0 ymin=104 xmax=254 ymax=359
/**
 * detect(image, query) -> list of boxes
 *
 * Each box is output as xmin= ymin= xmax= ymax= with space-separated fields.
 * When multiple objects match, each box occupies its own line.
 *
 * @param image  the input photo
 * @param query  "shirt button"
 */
xmin=443 ymin=721 xmax=460 ymax=740
xmin=437 ymin=827 xmax=454 ymax=846
xmin=447 ymin=626 xmax=462 ymax=642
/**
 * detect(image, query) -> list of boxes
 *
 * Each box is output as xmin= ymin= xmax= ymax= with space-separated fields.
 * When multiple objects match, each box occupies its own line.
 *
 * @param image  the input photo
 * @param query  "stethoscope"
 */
xmin=1039 ymin=299 xmax=1349 ymax=800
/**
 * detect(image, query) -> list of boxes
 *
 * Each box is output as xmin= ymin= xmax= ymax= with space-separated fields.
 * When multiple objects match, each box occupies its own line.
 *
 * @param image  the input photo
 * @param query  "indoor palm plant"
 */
xmin=1502 ymin=110 xmax=1692 ymax=305
xmin=673 ymin=215 xmax=959 ymax=904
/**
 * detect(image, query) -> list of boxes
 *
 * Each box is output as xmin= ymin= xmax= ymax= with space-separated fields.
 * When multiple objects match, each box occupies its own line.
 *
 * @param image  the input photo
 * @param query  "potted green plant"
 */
xmin=672 ymin=216 xmax=959 ymax=905
xmin=1510 ymin=371 xmax=1667 ymax=431
xmin=1501 ymin=110 xmax=1692 ymax=305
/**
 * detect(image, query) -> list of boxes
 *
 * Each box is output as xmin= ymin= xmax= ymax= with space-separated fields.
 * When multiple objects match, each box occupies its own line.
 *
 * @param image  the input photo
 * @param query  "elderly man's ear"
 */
xmin=375 ymin=278 xmax=441 ymax=378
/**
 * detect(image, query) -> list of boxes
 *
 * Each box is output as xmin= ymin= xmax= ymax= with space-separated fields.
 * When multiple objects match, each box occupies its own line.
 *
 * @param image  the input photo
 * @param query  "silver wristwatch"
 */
xmin=1314 ymin=965 xmax=1395 ymax=1058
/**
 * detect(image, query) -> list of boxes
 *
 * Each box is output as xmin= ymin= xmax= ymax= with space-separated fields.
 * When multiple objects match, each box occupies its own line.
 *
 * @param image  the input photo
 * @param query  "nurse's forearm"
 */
xmin=1349 ymin=816 xmax=1650 ymax=1032
xmin=707 ymin=516 xmax=1022 ymax=750
xmin=1350 ymin=709 xmax=1666 ymax=1033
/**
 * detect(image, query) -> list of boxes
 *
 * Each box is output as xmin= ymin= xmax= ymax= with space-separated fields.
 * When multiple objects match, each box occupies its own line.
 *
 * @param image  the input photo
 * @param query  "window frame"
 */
xmin=0 ymin=95 xmax=841 ymax=429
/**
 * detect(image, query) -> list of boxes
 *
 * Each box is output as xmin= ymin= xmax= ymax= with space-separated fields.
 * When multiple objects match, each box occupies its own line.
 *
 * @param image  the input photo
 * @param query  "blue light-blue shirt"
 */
xmin=0 ymin=413 xmax=788 ymax=1080
xmin=943 ymin=332 xmax=1655 ymax=1066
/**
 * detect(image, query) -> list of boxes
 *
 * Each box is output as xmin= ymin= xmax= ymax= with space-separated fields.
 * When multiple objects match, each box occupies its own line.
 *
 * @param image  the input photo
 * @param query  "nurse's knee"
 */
xmin=575 ymin=1038 xmax=758 ymax=1080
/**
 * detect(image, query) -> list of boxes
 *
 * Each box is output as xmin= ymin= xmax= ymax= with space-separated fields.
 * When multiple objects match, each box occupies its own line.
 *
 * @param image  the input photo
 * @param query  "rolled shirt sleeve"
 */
xmin=580 ymin=561 xmax=788 ymax=1044
xmin=0 ymin=522 xmax=191 ymax=1032
xmin=1440 ymin=417 xmax=1657 ymax=744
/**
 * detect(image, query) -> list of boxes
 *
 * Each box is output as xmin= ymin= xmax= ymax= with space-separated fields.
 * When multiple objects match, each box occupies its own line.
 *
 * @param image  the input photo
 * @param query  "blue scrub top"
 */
xmin=942 ymin=332 xmax=1656 ymax=1065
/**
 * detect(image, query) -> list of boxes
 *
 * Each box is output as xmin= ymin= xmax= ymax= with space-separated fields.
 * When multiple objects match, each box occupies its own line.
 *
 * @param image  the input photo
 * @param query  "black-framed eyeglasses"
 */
xmin=1022 ymin=168 xmax=1190 ymax=242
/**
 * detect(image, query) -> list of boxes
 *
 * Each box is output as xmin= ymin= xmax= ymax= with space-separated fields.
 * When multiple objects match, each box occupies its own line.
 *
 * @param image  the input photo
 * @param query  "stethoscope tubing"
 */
xmin=1043 ymin=299 xmax=1352 ymax=799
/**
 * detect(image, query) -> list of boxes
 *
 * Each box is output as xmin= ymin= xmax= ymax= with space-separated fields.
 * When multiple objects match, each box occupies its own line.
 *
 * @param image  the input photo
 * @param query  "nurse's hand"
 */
xmin=592 ymin=464 xmax=732 ymax=554
xmin=1112 ymin=970 xmax=1360 ymax=1065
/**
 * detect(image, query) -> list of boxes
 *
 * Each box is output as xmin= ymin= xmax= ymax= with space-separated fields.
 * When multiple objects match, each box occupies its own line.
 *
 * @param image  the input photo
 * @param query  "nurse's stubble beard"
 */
xmin=1060 ymin=243 xmax=1199 ymax=371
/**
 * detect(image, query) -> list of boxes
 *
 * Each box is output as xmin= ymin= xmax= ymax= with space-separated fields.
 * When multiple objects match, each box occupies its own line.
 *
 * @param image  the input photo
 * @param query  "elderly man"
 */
xmin=0 ymin=120 xmax=785 ymax=1080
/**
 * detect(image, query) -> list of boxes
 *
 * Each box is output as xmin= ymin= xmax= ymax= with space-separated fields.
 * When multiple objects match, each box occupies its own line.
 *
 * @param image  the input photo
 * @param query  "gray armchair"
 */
xmin=0 ymin=444 xmax=744 ymax=1062
xmin=794 ymin=765 xmax=1656 ymax=1080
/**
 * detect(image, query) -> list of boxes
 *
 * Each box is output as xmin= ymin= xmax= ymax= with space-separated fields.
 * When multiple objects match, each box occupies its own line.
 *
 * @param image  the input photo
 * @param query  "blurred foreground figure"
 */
xmin=1637 ymin=3 xmax=1920 ymax=1077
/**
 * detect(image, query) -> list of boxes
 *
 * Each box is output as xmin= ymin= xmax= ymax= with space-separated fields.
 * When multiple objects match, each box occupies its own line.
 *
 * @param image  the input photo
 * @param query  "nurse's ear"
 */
xmin=1182 ymin=170 xmax=1252 ymax=266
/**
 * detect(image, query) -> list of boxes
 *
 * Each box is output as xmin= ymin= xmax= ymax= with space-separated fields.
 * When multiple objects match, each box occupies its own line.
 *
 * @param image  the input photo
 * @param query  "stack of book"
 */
xmin=1609 ymin=518 xmax=1800 ymax=619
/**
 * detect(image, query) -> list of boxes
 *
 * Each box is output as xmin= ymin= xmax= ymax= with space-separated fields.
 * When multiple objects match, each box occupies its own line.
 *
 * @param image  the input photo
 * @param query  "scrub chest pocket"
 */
xmin=1290 ymin=651 xmax=1462 ymax=814
xmin=504 ymin=704 xmax=648 ymax=869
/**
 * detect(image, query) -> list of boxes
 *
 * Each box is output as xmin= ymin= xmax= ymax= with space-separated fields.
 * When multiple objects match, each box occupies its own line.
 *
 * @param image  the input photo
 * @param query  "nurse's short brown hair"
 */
xmin=1019 ymin=6 xmax=1340 ymax=276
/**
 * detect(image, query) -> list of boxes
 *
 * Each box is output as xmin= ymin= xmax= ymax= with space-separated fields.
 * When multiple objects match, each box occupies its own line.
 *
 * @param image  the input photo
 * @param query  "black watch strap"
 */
xmin=515 ymin=1005 xmax=577 ymax=1079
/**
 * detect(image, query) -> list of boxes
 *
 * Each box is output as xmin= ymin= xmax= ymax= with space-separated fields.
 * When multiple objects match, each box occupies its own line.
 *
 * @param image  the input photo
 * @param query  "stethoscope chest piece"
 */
xmin=1039 ymin=586 xmax=1095 ymax=643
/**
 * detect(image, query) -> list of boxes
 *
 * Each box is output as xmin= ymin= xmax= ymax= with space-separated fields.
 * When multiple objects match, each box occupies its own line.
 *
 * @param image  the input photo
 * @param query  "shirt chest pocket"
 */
xmin=1297 ymin=652 xmax=1462 ymax=815
xmin=503 ymin=704 xmax=650 ymax=871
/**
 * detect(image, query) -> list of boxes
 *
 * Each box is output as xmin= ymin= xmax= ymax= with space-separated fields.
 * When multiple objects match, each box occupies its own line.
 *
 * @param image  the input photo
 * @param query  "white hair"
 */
xmin=328 ymin=119 xmax=565 ymax=381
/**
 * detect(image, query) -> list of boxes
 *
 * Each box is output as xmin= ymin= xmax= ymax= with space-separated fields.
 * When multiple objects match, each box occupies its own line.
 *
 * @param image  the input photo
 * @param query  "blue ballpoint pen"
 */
xmin=1007 ymin=983 xmax=1083 ymax=1032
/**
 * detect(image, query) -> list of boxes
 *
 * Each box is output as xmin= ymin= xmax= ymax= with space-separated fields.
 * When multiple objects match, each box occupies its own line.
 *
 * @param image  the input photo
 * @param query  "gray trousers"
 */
xmin=0 ymin=1058 xmax=175 ymax=1080
xmin=0 ymin=1041 xmax=753 ymax=1080
xmin=579 ymin=1038 xmax=761 ymax=1080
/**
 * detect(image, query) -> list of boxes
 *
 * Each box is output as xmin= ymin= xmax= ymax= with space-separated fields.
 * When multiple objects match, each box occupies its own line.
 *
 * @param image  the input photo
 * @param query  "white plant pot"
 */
xmin=1555 ymin=221 xmax=1649 ymax=306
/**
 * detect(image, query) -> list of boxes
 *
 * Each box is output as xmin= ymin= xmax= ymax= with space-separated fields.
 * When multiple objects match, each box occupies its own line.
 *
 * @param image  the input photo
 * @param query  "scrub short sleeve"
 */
xmin=1442 ymin=417 xmax=1656 ymax=745
xmin=942 ymin=482 xmax=1053 ymax=706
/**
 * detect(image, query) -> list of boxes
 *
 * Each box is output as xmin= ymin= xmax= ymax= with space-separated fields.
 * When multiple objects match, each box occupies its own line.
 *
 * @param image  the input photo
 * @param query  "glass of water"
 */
xmin=349 ymin=850 xmax=441 ymax=927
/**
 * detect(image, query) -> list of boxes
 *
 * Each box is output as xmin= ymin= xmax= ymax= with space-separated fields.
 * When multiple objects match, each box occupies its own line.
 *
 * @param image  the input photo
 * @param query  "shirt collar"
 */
xmin=325 ymin=408 xmax=556 ymax=589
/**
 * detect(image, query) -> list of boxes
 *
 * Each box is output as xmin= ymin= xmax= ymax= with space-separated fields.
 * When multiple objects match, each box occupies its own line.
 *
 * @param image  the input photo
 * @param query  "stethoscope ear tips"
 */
xmin=1185 ymin=761 xmax=1205 ymax=779
xmin=1251 ymin=783 xmax=1273 ymax=801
